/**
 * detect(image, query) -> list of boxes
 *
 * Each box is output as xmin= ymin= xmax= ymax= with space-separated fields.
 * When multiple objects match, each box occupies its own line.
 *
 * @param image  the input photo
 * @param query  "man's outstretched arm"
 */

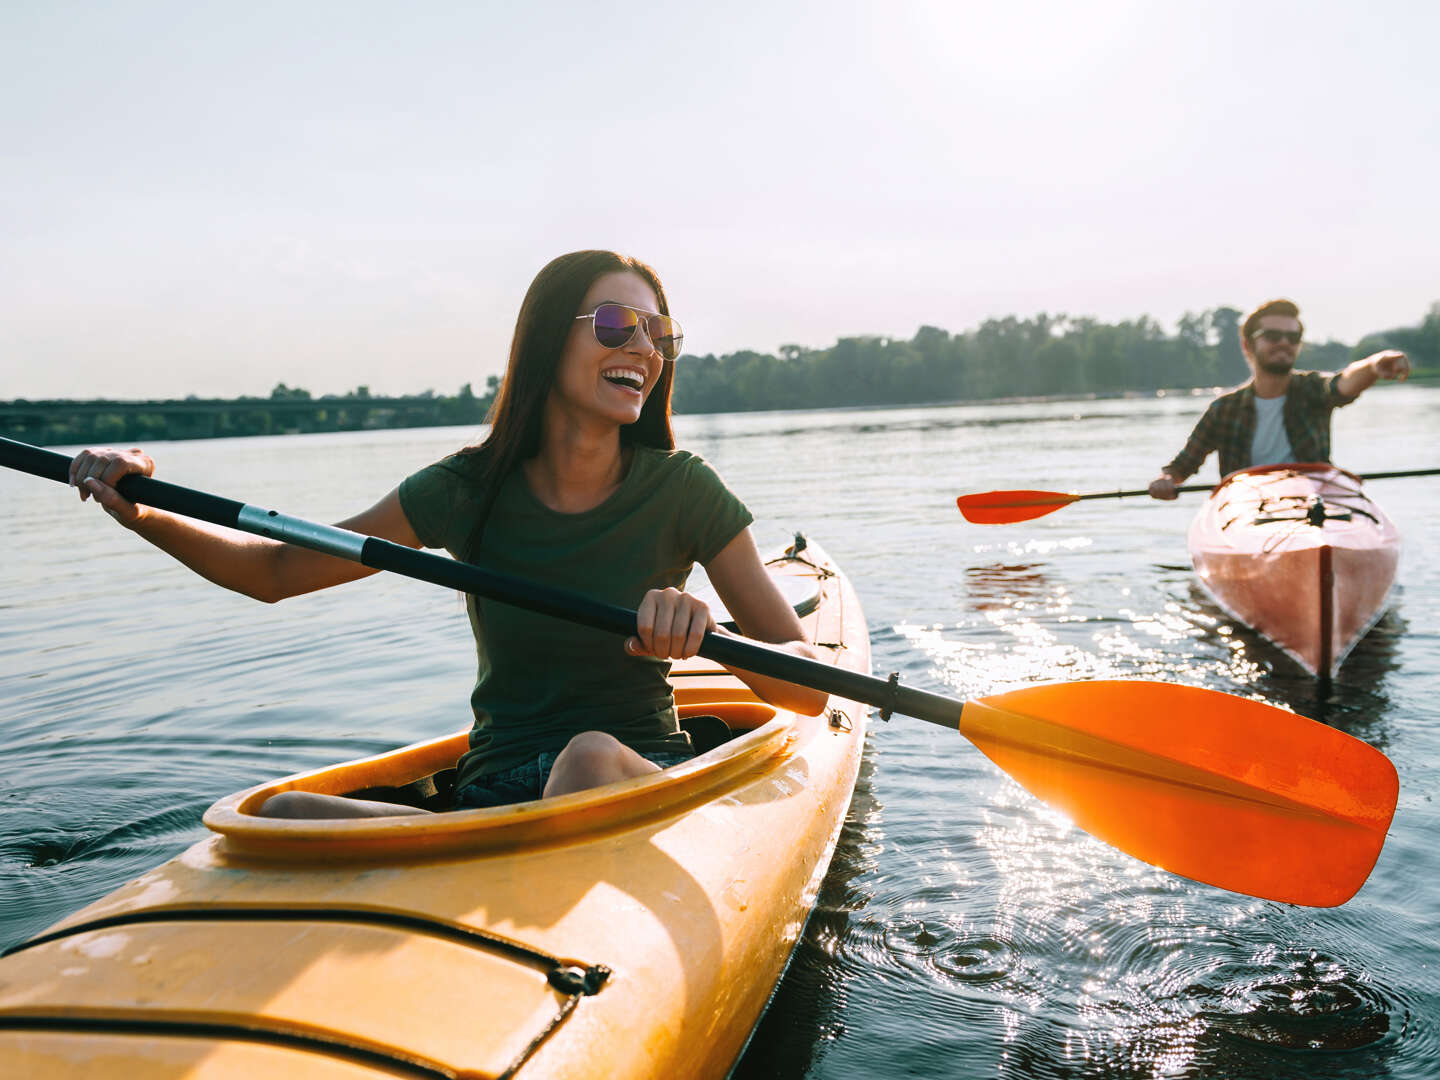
xmin=1336 ymin=349 xmax=1411 ymax=400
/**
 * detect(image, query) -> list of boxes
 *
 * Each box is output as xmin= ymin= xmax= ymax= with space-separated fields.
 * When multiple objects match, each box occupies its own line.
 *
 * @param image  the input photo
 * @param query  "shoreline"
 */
xmin=3 ymin=378 xmax=1434 ymax=448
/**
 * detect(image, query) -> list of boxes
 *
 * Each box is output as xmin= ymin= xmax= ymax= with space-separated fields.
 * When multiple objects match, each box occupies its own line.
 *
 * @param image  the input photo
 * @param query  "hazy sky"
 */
xmin=4 ymin=1 xmax=1437 ymax=399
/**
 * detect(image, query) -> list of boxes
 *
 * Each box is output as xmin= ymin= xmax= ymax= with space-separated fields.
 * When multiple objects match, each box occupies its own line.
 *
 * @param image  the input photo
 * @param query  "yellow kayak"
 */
xmin=0 ymin=538 xmax=870 ymax=1079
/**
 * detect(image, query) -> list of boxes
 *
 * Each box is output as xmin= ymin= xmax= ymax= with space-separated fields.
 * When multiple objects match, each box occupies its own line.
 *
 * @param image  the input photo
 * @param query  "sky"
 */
xmin=3 ymin=0 xmax=1437 ymax=400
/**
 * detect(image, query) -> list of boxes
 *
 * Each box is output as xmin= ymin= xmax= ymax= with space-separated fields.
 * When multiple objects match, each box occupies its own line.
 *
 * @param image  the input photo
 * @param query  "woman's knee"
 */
xmin=554 ymin=730 xmax=629 ymax=774
xmin=546 ymin=731 xmax=654 ymax=797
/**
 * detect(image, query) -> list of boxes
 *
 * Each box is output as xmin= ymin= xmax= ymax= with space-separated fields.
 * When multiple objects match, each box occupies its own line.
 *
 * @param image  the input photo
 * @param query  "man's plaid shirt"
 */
xmin=1163 ymin=370 xmax=1356 ymax=482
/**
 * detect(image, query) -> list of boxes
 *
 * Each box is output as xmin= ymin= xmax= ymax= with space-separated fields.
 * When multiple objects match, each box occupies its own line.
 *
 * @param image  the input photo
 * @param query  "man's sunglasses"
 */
xmin=575 ymin=303 xmax=684 ymax=361
xmin=1252 ymin=328 xmax=1302 ymax=345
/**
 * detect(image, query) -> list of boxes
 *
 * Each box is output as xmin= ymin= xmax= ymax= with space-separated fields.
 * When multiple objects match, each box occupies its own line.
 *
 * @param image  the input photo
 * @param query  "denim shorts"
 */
xmin=453 ymin=749 xmax=695 ymax=810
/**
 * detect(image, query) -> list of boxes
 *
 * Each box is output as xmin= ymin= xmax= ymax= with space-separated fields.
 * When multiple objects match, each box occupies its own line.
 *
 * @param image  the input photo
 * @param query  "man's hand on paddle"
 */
xmin=1148 ymin=473 xmax=1180 ymax=500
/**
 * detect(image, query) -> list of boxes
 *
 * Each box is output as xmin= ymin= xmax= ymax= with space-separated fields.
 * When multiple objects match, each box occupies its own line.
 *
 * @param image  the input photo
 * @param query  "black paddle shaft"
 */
xmin=0 ymin=437 xmax=966 ymax=730
xmin=1081 ymin=467 xmax=1440 ymax=502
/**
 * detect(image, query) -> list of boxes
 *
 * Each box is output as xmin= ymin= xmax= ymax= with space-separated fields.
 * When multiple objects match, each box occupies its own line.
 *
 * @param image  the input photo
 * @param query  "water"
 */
xmin=2 ymin=388 xmax=1437 ymax=1078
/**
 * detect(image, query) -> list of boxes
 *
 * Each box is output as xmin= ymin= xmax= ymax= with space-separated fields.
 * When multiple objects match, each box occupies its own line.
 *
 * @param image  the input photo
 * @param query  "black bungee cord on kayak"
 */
xmin=3 ymin=905 xmax=611 ymax=1080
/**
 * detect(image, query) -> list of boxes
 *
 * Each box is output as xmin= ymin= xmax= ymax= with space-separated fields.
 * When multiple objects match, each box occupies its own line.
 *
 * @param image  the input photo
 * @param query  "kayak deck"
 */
xmin=1187 ymin=464 xmax=1400 ymax=678
xmin=0 ymin=540 xmax=871 ymax=1080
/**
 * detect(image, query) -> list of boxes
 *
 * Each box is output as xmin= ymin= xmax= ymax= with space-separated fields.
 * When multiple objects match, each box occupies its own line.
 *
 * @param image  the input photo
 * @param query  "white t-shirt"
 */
xmin=1250 ymin=393 xmax=1296 ymax=466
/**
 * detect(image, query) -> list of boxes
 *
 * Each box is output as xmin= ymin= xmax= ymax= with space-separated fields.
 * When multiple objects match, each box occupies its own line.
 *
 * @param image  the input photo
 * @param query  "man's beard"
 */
xmin=1255 ymin=352 xmax=1295 ymax=376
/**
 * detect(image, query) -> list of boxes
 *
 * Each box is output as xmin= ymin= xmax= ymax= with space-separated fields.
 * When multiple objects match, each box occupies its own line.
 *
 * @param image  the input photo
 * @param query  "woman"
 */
xmin=68 ymin=250 xmax=828 ymax=817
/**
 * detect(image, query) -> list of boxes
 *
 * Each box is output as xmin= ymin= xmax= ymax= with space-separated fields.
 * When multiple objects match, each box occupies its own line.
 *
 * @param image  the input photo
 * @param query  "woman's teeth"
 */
xmin=603 ymin=370 xmax=644 ymax=390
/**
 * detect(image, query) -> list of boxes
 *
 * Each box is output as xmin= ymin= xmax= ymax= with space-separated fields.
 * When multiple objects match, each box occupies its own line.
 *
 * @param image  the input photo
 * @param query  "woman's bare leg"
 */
xmin=258 ymin=731 xmax=664 ymax=814
xmin=258 ymin=791 xmax=433 ymax=819
xmin=543 ymin=731 xmax=662 ymax=798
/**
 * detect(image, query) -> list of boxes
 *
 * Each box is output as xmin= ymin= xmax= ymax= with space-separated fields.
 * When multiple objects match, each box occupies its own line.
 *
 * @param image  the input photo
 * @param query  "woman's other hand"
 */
xmin=627 ymin=587 xmax=715 ymax=659
xmin=69 ymin=447 xmax=154 ymax=528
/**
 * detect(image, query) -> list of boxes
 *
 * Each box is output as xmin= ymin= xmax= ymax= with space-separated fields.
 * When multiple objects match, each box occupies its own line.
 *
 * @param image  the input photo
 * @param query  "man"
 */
xmin=1148 ymin=298 xmax=1411 ymax=498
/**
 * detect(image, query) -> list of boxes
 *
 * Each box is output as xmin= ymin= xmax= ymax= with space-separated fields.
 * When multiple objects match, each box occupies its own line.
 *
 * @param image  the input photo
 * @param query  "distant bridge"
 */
xmin=0 ymin=396 xmax=488 ymax=444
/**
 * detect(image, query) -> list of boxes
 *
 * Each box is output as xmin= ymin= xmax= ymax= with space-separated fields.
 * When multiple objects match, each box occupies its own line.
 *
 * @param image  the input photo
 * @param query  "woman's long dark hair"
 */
xmin=459 ymin=250 xmax=677 ymax=558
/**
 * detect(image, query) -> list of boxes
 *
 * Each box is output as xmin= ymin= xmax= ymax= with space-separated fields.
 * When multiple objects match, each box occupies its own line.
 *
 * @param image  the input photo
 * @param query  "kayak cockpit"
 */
xmin=202 ymin=697 xmax=797 ymax=862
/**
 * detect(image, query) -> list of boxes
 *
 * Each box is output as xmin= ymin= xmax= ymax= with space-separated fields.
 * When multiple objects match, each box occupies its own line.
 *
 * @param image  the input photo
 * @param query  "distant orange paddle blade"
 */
xmin=956 ymin=681 xmax=1397 ymax=906
xmin=956 ymin=489 xmax=1079 ymax=524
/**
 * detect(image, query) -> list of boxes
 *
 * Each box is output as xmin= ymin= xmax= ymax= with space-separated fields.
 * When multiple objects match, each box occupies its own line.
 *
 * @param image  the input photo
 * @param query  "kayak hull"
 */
xmin=0 ymin=540 xmax=870 ymax=1079
xmin=1188 ymin=464 xmax=1400 ymax=679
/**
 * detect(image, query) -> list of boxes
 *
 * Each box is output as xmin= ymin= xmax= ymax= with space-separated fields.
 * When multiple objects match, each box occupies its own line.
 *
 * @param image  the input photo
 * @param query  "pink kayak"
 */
xmin=1187 ymin=463 xmax=1400 ymax=679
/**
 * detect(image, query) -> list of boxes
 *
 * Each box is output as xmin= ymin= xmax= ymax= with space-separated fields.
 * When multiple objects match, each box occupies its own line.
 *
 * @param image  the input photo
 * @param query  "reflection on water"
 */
xmin=1302 ymin=611 xmax=1408 ymax=742
xmin=5 ymin=394 xmax=1440 ymax=1080
xmin=963 ymin=562 xmax=1063 ymax=611
xmin=733 ymin=745 xmax=881 ymax=1078
xmin=1182 ymin=584 xmax=1405 ymax=748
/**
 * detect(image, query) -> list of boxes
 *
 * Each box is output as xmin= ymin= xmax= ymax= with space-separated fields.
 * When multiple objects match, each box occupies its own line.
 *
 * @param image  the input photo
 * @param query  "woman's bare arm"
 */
xmin=71 ymin=447 xmax=423 ymax=603
xmin=702 ymin=529 xmax=830 ymax=716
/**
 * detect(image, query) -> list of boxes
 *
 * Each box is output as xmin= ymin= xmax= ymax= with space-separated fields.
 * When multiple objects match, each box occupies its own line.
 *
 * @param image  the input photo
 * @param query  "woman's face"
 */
xmin=550 ymin=271 xmax=666 ymax=431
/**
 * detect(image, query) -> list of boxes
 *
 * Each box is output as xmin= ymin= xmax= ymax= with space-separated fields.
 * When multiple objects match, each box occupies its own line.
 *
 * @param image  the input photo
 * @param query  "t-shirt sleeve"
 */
xmin=682 ymin=455 xmax=755 ymax=565
xmin=398 ymin=456 xmax=473 ymax=552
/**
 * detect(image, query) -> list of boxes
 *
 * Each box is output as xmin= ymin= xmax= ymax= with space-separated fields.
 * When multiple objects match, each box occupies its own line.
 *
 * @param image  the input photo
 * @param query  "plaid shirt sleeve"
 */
xmin=1292 ymin=369 xmax=1355 ymax=408
xmin=1325 ymin=371 xmax=1358 ymax=407
xmin=1163 ymin=399 xmax=1224 ymax=482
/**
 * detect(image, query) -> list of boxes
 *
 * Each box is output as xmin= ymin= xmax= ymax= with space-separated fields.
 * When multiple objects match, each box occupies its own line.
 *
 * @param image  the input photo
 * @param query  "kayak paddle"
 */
xmin=0 ymin=436 xmax=1397 ymax=906
xmin=957 ymin=467 xmax=1440 ymax=524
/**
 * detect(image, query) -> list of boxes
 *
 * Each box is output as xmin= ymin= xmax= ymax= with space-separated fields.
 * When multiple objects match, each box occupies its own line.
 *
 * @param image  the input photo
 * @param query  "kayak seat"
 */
xmin=342 ymin=709 xmax=752 ymax=809
xmin=346 ymin=768 xmax=459 ymax=812
xmin=680 ymin=713 xmax=735 ymax=756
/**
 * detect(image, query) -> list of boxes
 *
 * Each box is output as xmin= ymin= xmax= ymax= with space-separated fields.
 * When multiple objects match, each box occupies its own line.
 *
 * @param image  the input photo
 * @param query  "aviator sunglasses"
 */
xmin=575 ymin=303 xmax=684 ymax=361
xmin=1252 ymin=328 xmax=1302 ymax=345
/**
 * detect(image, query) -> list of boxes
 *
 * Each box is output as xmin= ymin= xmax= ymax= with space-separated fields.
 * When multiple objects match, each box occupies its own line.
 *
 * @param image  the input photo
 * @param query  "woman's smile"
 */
xmin=602 ymin=364 xmax=647 ymax=394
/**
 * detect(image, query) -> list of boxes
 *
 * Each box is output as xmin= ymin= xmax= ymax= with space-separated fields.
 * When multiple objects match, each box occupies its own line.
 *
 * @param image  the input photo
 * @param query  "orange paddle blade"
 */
xmin=956 ymin=490 xmax=1079 ymax=524
xmin=957 ymin=681 xmax=1397 ymax=906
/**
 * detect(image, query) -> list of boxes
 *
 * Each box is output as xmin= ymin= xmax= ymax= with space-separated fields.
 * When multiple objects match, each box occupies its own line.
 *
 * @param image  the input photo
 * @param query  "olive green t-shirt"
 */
xmin=398 ymin=446 xmax=753 ymax=787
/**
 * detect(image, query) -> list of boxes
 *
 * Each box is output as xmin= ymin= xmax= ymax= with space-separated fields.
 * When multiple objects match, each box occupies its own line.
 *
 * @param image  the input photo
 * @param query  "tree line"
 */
xmin=0 ymin=383 xmax=494 ymax=446
xmin=4 ymin=303 xmax=1435 ymax=445
xmin=669 ymin=303 xmax=1439 ymax=414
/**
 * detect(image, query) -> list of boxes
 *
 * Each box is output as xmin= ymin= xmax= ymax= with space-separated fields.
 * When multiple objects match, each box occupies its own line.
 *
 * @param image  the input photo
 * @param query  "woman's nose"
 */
xmin=624 ymin=318 xmax=659 ymax=358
